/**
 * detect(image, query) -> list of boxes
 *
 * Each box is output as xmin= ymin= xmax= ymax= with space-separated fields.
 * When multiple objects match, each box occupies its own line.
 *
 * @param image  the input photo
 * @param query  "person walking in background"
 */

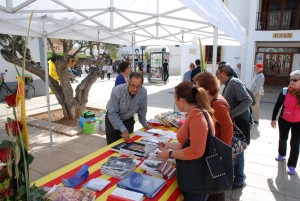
xmin=251 ymin=63 xmax=265 ymax=124
xmin=106 ymin=72 xmax=152 ymax=144
xmin=217 ymin=63 xmax=252 ymax=190
xmin=190 ymin=59 xmax=201 ymax=83
xmin=234 ymin=63 xmax=242 ymax=79
xmin=107 ymin=65 xmax=112 ymax=80
xmin=115 ymin=61 xmax=131 ymax=86
xmin=194 ymin=72 xmax=233 ymax=201
xmin=271 ymin=70 xmax=300 ymax=175
xmin=157 ymin=82 xmax=215 ymax=201
xmin=182 ymin=62 xmax=195 ymax=82
xmin=162 ymin=59 xmax=169 ymax=84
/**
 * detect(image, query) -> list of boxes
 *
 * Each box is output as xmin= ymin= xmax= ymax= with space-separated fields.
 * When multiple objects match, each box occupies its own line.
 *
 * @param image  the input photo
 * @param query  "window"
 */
xmin=205 ymin=46 xmax=221 ymax=64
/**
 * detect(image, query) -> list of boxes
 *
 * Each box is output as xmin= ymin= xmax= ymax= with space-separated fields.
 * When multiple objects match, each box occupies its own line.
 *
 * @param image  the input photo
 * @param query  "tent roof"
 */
xmin=0 ymin=0 xmax=246 ymax=46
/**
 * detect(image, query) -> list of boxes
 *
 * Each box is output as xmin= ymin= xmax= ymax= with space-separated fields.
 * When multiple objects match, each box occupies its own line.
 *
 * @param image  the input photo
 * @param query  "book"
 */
xmin=46 ymin=185 xmax=95 ymax=201
xmin=107 ymin=187 xmax=144 ymax=201
xmin=120 ymin=142 xmax=156 ymax=158
xmin=110 ymin=142 xmax=129 ymax=152
xmin=82 ymin=178 xmax=111 ymax=192
xmin=101 ymin=156 xmax=136 ymax=179
xmin=117 ymin=172 xmax=166 ymax=198
xmin=157 ymin=161 xmax=176 ymax=179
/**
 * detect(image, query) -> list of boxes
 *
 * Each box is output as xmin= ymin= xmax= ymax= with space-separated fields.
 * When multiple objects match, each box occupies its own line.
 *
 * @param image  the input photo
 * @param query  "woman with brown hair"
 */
xmin=157 ymin=82 xmax=215 ymax=201
xmin=194 ymin=72 xmax=233 ymax=200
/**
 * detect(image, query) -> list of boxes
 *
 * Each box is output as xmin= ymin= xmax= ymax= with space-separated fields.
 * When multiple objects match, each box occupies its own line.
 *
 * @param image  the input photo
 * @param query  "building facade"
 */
xmin=224 ymin=0 xmax=300 ymax=87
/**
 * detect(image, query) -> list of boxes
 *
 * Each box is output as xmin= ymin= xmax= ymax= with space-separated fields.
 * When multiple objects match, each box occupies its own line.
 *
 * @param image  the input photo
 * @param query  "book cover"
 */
xmin=110 ymin=142 xmax=128 ymax=152
xmin=117 ymin=172 xmax=166 ymax=198
xmin=102 ymin=156 xmax=134 ymax=170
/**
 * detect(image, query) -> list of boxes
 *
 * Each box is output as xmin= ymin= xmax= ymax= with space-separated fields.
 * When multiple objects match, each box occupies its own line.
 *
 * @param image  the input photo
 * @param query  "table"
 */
xmin=34 ymin=128 xmax=183 ymax=201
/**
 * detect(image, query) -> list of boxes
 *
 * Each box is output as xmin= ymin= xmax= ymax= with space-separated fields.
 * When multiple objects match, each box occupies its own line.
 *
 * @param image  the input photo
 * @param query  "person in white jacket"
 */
xmin=250 ymin=63 xmax=265 ymax=124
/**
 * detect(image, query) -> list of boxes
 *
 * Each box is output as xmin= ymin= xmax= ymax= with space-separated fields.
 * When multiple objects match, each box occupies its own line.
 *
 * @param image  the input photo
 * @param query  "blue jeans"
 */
xmin=233 ymin=152 xmax=245 ymax=186
xmin=182 ymin=192 xmax=208 ymax=201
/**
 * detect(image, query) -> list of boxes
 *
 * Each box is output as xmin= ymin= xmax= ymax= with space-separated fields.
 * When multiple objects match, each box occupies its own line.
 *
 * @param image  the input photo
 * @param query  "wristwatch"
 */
xmin=169 ymin=150 xmax=174 ymax=159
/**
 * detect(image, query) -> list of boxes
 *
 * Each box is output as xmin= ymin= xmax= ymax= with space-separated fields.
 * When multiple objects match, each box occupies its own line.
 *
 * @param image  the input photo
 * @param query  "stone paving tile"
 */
xmin=232 ymin=186 xmax=286 ymax=201
xmin=286 ymin=195 xmax=300 ymax=201
xmin=30 ymin=153 xmax=63 ymax=175
xmin=41 ymin=148 xmax=82 ymax=165
xmin=29 ymin=168 xmax=43 ymax=183
xmin=62 ymin=141 xmax=99 ymax=156
xmin=244 ymin=172 xmax=285 ymax=194
xmin=285 ymin=181 xmax=300 ymax=199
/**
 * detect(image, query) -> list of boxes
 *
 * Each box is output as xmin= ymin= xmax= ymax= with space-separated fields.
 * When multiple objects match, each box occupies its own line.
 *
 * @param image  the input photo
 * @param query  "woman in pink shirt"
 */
xmin=157 ymin=82 xmax=215 ymax=201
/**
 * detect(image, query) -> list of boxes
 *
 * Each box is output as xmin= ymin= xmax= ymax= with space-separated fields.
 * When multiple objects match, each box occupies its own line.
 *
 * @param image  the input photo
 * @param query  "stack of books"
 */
xmin=140 ymin=159 xmax=176 ymax=179
xmin=100 ymin=156 xmax=136 ymax=179
xmin=117 ymin=172 xmax=167 ymax=198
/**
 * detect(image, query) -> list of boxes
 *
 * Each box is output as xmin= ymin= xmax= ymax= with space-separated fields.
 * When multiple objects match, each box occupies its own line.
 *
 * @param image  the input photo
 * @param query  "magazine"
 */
xmin=117 ymin=172 xmax=166 ymax=198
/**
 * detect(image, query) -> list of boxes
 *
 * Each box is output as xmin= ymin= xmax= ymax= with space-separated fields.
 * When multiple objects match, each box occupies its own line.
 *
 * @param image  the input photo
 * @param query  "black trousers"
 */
xmin=278 ymin=117 xmax=300 ymax=167
xmin=105 ymin=115 xmax=135 ymax=145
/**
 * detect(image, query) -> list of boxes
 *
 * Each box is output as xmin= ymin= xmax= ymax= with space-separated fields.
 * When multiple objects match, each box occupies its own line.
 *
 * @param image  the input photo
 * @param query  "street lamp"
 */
xmin=135 ymin=48 xmax=139 ymax=72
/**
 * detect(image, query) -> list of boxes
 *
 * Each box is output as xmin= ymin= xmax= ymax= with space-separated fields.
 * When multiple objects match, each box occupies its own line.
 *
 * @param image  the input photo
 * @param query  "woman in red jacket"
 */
xmin=271 ymin=70 xmax=300 ymax=175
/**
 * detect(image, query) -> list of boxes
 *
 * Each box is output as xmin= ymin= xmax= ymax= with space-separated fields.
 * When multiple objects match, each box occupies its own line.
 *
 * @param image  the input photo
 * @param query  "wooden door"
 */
xmin=263 ymin=53 xmax=292 ymax=85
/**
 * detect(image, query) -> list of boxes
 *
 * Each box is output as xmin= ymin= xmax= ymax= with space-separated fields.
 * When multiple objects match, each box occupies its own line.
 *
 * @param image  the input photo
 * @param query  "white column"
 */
xmin=243 ymin=0 xmax=259 ymax=87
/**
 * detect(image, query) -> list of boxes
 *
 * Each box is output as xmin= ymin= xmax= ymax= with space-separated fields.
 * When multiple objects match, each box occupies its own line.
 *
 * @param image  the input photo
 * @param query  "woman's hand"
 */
xmin=156 ymin=147 xmax=169 ymax=160
xmin=271 ymin=120 xmax=276 ymax=129
xmin=157 ymin=141 xmax=170 ymax=149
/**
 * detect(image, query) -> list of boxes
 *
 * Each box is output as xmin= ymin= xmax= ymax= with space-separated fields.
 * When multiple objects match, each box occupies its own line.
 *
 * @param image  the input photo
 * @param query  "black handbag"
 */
xmin=176 ymin=108 xmax=233 ymax=194
xmin=211 ymin=98 xmax=248 ymax=155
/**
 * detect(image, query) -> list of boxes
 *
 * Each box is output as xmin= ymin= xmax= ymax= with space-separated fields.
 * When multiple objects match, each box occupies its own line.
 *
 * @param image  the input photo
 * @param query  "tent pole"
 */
xmin=212 ymin=26 xmax=218 ymax=73
xmin=131 ymin=32 xmax=136 ymax=71
xmin=110 ymin=0 xmax=114 ymax=31
xmin=42 ymin=17 xmax=53 ymax=146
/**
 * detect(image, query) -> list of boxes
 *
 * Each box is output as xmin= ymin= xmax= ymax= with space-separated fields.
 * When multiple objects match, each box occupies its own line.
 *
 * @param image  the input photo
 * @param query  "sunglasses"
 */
xmin=289 ymin=78 xmax=300 ymax=82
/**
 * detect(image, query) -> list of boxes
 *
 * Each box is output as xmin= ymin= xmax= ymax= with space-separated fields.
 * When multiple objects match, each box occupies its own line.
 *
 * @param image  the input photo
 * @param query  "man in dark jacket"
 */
xmin=190 ymin=59 xmax=201 ymax=83
xmin=217 ymin=63 xmax=253 ymax=190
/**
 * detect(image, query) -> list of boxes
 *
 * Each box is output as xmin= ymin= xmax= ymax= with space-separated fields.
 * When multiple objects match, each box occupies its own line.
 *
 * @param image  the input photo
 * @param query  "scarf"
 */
xmin=288 ymin=85 xmax=300 ymax=106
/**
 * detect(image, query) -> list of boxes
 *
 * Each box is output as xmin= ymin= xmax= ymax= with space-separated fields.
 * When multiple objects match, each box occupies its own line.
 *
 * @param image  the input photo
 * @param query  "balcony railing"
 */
xmin=256 ymin=10 xmax=300 ymax=30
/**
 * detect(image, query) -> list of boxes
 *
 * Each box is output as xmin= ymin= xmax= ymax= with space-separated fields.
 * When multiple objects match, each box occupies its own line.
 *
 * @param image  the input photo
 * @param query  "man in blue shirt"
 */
xmin=106 ymin=72 xmax=152 ymax=144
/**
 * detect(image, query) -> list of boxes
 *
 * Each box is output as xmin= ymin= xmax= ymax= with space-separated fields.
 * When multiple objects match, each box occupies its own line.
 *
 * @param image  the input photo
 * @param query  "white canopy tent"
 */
xmin=0 ymin=0 xmax=245 ymax=45
xmin=0 ymin=0 xmax=246 ymax=144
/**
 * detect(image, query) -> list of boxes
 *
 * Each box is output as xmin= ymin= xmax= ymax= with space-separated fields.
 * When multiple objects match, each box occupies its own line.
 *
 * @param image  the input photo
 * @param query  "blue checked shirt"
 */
xmin=106 ymin=83 xmax=148 ymax=132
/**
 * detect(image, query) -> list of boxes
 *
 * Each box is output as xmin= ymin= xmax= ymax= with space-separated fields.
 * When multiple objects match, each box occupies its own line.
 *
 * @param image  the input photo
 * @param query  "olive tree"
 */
xmin=0 ymin=34 xmax=118 ymax=120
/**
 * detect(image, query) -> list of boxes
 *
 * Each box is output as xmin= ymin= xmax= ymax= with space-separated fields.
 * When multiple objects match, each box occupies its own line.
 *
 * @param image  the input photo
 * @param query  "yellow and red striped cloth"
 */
xmin=33 ymin=128 xmax=182 ymax=201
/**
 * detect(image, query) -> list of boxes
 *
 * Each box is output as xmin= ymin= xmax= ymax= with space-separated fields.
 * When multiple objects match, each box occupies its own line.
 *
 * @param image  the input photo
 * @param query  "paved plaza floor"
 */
xmin=0 ymin=73 xmax=299 ymax=201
